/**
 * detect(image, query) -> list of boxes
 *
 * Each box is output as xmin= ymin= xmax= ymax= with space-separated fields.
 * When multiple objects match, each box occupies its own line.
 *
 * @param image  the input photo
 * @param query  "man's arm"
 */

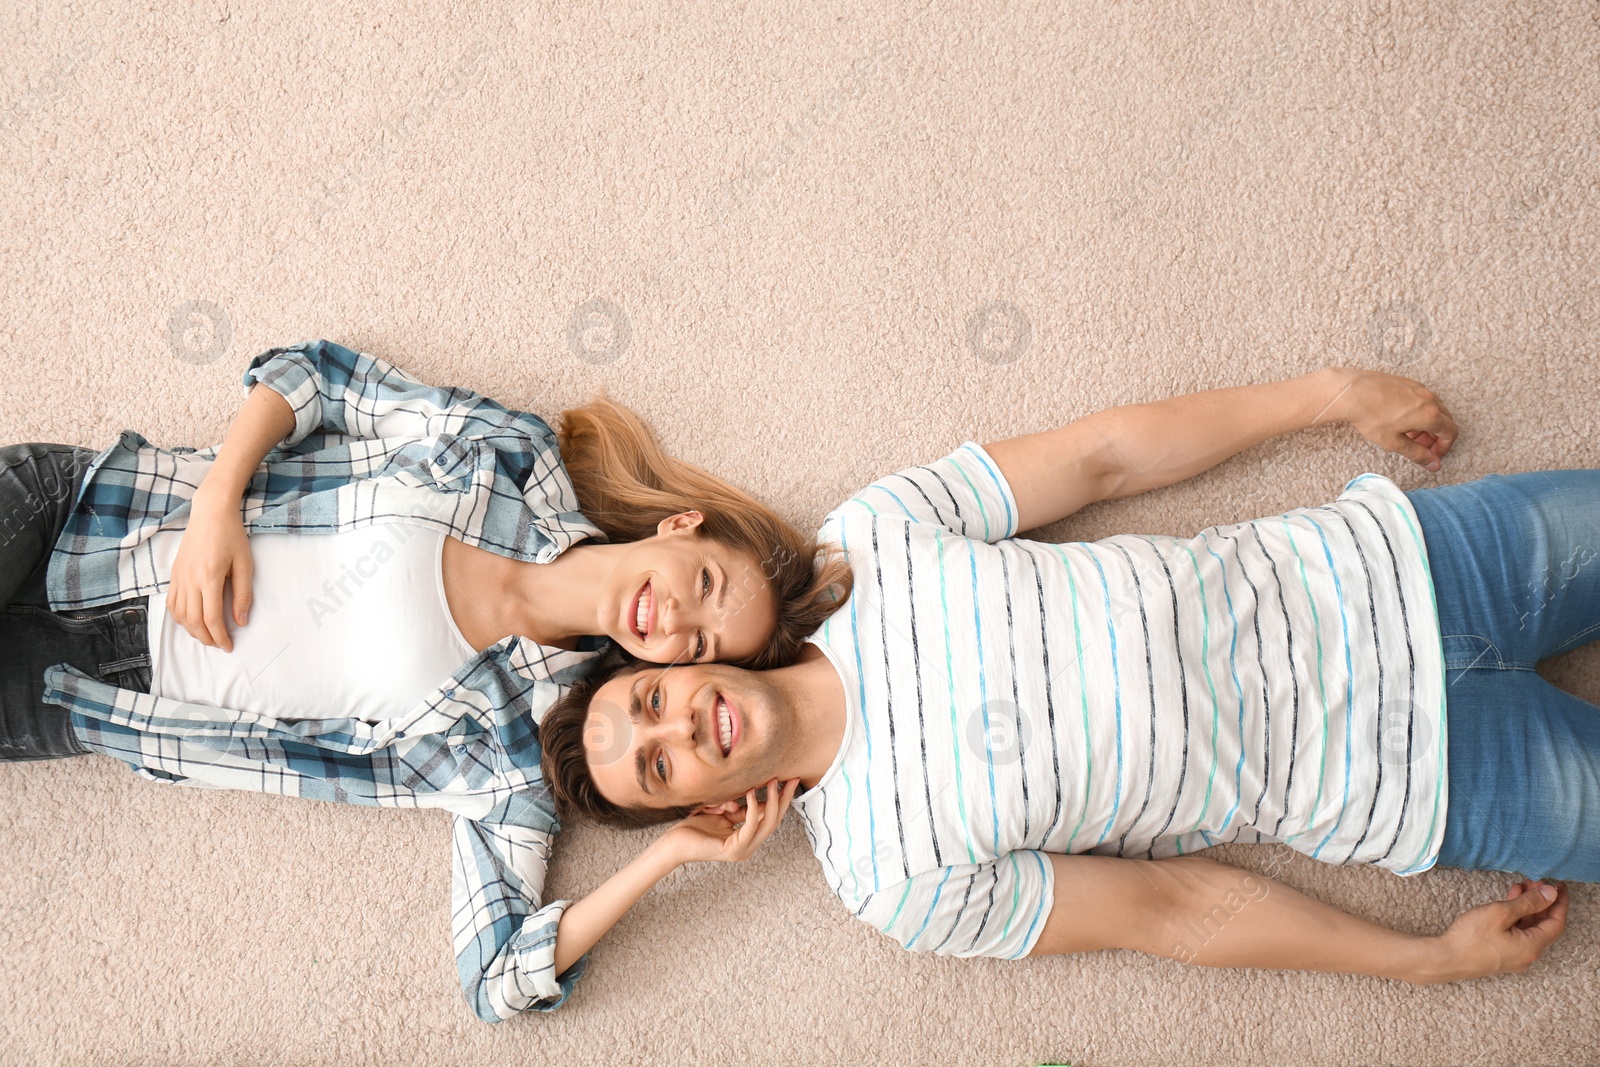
xmin=984 ymin=367 xmax=1458 ymax=533
xmin=1030 ymin=852 xmax=1568 ymax=984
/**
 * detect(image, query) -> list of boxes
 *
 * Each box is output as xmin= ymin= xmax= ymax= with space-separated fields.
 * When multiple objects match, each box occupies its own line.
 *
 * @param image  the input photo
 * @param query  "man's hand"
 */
xmin=1319 ymin=367 xmax=1458 ymax=472
xmin=658 ymin=778 xmax=799 ymax=866
xmin=1034 ymin=854 xmax=1570 ymax=985
xmin=1428 ymin=878 xmax=1570 ymax=983
xmin=165 ymin=491 xmax=254 ymax=652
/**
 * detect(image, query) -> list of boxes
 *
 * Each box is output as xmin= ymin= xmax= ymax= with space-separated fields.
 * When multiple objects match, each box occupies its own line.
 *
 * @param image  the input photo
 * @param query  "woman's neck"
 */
xmin=441 ymin=537 xmax=621 ymax=651
xmin=512 ymin=542 xmax=621 ymax=644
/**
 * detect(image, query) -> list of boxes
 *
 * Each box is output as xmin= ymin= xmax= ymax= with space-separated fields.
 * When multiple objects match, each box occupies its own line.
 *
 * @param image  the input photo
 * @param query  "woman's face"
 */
xmin=601 ymin=513 xmax=780 ymax=666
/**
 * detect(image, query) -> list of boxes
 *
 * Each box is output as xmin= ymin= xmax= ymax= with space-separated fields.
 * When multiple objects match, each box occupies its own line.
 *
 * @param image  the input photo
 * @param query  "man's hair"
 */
xmin=540 ymin=649 xmax=696 ymax=829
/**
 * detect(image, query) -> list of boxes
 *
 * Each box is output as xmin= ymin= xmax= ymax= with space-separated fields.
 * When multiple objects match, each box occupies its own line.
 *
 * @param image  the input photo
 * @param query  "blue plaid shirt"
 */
xmin=42 ymin=340 xmax=607 ymax=1022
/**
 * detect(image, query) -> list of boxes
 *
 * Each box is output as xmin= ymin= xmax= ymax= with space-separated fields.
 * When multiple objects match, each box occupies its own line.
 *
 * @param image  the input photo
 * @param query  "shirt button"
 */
xmin=444 ymin=689 xmax=456 ymax=699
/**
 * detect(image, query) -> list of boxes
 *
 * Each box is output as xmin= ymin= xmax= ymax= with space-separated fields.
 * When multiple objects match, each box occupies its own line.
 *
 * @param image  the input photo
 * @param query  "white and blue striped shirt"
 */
xmin=796 ymin=444 xmax=1447 ymax=960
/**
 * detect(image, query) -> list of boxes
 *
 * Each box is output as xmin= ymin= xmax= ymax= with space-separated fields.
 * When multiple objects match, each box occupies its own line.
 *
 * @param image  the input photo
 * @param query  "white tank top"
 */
xmin=145 ymin=524 xmax=477 ymax=722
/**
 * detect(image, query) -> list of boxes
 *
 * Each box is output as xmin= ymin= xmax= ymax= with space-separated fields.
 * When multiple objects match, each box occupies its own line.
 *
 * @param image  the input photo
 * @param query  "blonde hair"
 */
xmin=557 ymin=397 xmax=851 ymax=669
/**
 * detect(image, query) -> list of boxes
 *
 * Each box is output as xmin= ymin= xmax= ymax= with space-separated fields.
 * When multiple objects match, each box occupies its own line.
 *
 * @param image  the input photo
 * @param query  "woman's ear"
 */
xmin=656 ymin=510 xmax=705 ymax=537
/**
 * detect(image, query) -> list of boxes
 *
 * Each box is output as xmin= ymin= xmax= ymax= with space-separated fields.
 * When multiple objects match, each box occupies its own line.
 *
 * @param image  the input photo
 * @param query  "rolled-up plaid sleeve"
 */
xmin=241 ymin=340 xmax=564 ymax=455
xmin=238 ymin=341 xmax=596 ymax=558
xmin=451 ymin=796 xmax=590 ymax=1022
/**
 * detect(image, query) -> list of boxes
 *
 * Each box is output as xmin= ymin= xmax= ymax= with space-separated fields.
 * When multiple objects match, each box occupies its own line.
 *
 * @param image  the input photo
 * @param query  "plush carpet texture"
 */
xmin=2 ymin=1 xmax=1598 ymax=1063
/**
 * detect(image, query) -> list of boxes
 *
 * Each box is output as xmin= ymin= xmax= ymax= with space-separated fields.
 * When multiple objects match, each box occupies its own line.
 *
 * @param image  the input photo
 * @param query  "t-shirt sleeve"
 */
xmin=829 ymin=443 xmax=1020 ymax=543
xmin=853 ymin=851 xmax=1054 ymax=960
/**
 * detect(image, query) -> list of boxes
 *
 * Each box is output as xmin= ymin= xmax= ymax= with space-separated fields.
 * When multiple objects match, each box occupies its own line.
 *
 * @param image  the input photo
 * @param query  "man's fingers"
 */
xmin=1504 ymin=881 xmax=1558 ymax=924
xmin=1528 ymin=883 xmax=1571 ymax=937
xmin=1394 ymin=434 xmax=1442 ymax=471
xmin=1434 ymin=436 xmax=1457 ymax=460
xmin=1424 ymin=418 xmax=1458 ymax=457
xmin=1516 ymin=904 xmax=1567 ymax=952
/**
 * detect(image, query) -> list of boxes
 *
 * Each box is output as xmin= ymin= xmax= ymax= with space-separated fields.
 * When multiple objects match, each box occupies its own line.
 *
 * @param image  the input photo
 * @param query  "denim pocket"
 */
xmin=26 ymin=601 xmax=153 ymax=684
xmin=6 ymin=603 xmax=105 ymax=635
xmin=104 ymin=663 xmax=152 ymax=694
xmin=1438 ymin=632 xmax=1514 ymax=671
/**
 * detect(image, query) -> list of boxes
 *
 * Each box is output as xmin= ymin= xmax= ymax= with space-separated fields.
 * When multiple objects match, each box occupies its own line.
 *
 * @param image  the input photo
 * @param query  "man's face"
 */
xmin=583 ymin=661 xmax=796 ymax=811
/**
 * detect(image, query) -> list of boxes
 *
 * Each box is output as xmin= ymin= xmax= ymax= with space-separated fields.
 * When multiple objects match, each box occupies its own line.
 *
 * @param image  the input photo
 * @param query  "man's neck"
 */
xmin=767 ymin=645 xmax=849 ymax=789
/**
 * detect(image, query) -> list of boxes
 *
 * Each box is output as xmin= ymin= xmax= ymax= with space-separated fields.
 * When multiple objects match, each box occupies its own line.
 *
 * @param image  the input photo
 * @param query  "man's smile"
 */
xmin=715 ymin=692 xmax=741 ymax=757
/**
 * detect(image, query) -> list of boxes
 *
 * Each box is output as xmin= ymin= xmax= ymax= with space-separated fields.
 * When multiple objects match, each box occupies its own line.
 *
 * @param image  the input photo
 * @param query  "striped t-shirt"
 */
xmin=794 ymin=443 xmax=1447 ymax=960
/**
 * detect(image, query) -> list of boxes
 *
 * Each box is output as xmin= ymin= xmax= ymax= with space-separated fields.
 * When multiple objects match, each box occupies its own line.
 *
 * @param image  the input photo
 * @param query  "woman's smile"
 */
xmin=601 ymin=526 xmax=783 ymax=666
xmin=630 ymin=579 xmax=655 ymax=640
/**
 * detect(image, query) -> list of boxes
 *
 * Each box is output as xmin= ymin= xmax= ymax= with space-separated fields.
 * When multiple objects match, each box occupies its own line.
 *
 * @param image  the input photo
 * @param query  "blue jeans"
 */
xmin=1407 ymin=470 xmax=1600 ymax=881
xmin=0 ymin=443 xmax=150 ymax=761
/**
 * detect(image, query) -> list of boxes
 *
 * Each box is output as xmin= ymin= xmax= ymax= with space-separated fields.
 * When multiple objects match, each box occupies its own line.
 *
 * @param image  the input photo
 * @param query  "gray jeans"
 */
xmin=0 ymin=444 xmax=150 ymax=761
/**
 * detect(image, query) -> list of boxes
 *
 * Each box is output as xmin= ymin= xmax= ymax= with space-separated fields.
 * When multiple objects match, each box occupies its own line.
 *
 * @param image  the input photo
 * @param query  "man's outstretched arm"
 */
xmin=1030 ymin=852 xmax=1568 ymax=983
xmin=983 ymin=367 xmax=1458 ymax=533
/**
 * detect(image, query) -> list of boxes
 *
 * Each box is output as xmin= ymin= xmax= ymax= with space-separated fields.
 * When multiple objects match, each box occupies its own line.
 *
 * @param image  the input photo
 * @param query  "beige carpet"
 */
xmin=3 ymin=0 xmax=1598 ymax=1063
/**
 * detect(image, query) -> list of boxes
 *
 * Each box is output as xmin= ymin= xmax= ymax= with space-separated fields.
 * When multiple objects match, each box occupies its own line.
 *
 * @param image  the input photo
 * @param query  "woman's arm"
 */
xmin=457 ymin=780 xmax=797 ymax=1022
xmin=165 ymin=384 xmax=297 ymax=650
xmin=1030 ymin=852 xmax=1568 ymax=984
xmin=168 ymin=339 xmax=574 ymax=650
xmin=552 ymin=779 xmax=798 ymax=975
xmin=984 ymin=367 xmax=1459 ymax=533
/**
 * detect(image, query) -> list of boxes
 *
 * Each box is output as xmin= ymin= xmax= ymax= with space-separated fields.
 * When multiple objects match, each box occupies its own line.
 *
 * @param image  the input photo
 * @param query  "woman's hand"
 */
xmin=165 ymin=491 xmax=254 ymax=652
xmin=1322 ymin=367 xmax=1458 ymax=472
xmin=1429 ymin=878 xmax=1570 ymax=983
xmin=658 ymin=778 xmax=800 ymax=866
